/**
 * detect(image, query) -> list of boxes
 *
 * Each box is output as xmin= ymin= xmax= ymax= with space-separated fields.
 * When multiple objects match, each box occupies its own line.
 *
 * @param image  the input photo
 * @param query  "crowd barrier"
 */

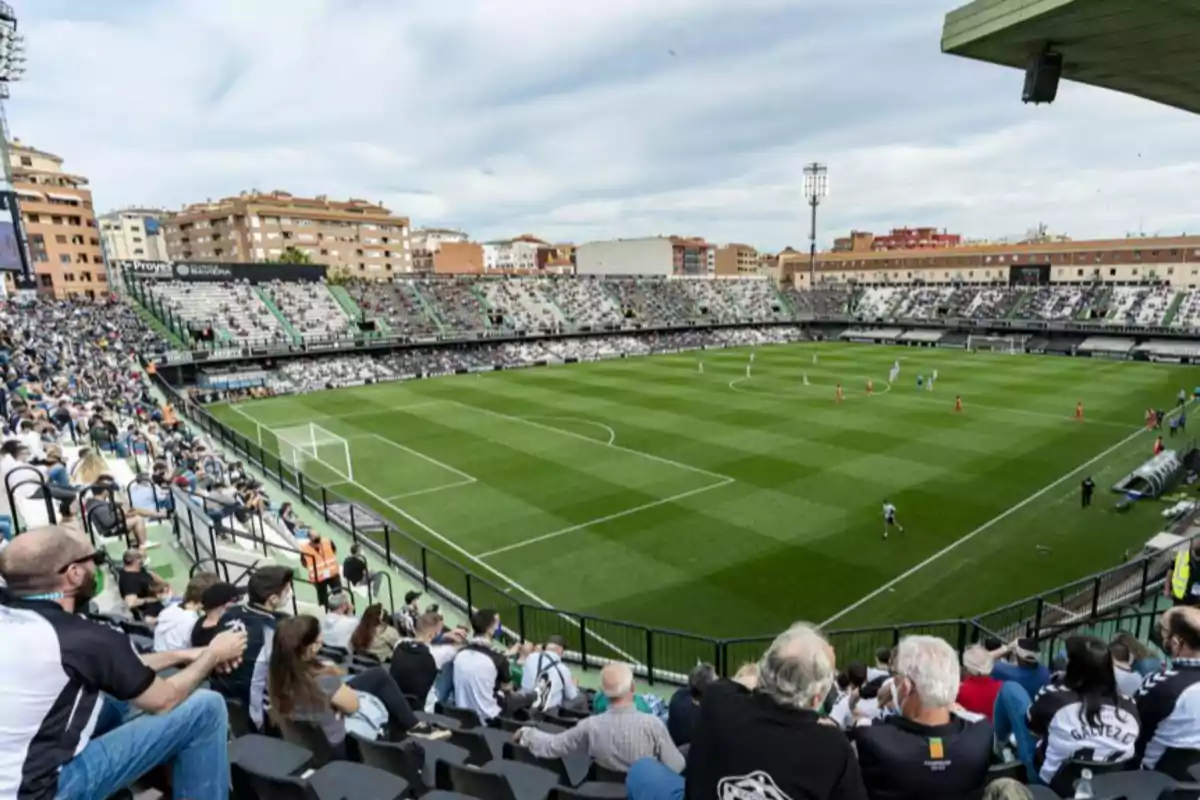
xmin=152 ymin=373 xmax=1197 ymax=684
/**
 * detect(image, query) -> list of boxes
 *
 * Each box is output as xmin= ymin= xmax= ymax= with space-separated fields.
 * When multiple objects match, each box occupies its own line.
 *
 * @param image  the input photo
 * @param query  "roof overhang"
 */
xmin=942 ymin=0 xmax=1200 ymax=115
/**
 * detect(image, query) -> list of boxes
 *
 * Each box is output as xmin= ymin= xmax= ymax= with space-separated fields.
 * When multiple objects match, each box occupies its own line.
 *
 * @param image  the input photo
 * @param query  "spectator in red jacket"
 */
xmin=956 ymin=645 xmax=1002 ymax=721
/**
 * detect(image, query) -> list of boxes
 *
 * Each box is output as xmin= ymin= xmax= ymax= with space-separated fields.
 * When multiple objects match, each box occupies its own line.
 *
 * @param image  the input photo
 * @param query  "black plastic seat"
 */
xmin=1090 ymin=770 xmax=1177 ymax=800
xmin=226 ymin=698 xmax=253 ymax=739
xmin=397 ymin=737 xmax=471 ymax=794
xmin=986 ymin=760 xmax=1027 ymax=784
xmin=448 ymin=727 xmax=511 ymax=765
xmin=436 ymin=760 xmax=517 ymax=800
xmin=587 ymin=763 xmax=627 ymax=784
xmin=1159 ymin=785 xmax=1200 ymax=800
xmin=228 ymin=734 xmax=314 ymax=778
xmin=415 ymin=711 xmax=462 ymax=731
xmin=278 ymin=719 xmax=339 ymax=768
xmin=434 ymin=703 xmax=481 ymax=730
xmin=308 ymin=761 xmax=408 ymax=800
xmin=1051 ymin=759 xmax=1130 ymax=798
xmin=550 ymin=783 xmax=629 ymax=800
xmin=482 ymin=761 xmax=561 ymax=800
xmin=503 ymin=741 xmax=582 ymax=787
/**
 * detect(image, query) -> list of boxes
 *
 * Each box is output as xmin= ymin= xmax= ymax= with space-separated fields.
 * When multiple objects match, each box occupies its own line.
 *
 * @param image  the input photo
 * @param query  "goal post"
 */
xmin=275 ymin=423 xmax=354 ymax=484
xmin=967 ymin=334 xmax=1022 ymax=354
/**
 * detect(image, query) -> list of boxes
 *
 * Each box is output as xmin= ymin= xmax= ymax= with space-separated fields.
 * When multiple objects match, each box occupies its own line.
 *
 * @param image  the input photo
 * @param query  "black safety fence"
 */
xmin=150 ymin=371 xmax=1197 ymax=685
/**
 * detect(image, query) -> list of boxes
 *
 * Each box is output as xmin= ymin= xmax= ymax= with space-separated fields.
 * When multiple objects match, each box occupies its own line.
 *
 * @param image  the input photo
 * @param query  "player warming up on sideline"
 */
xmin=883 ymin=500 xmax=904 ymax=539
xmin=928 ymin=369 xmax=938 ymax=391
xmin=745 ymin=360 xmax=752 ymax=379
xmin=954 ymin=395 xmax=963 ymax=413
xmin=835 ymin=383 xmax=844 ymax=404
xmin=888 ymin=361 xmax=900 ymax=384
xmin=697 ymin=360 xmax=704 ymax=374
xmin=1075 ymin=401 xmax=1084 ymax=421
xmin=866 ymin=378 xmax=874 ymax=395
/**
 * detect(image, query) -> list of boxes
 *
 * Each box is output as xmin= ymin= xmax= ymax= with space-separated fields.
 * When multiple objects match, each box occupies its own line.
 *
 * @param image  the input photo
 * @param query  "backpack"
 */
xmin=530 ymin=652 xmax=566 ymax=713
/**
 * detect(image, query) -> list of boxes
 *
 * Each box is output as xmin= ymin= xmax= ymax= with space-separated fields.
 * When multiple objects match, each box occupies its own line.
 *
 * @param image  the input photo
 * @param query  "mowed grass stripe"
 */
xmin=211 ymin=344 xmax=1196 ymax=637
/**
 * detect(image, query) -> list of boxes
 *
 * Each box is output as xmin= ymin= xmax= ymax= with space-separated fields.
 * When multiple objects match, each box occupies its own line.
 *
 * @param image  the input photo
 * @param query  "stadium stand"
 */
xmin=544 ymin=277 xmax=625 ymax=328
xmin=480 ymin=279 xmax=567 ymax=332
xmin=147 ymin=280 xmax=289 ymax=344
xmin=345 ymin=279 xmax=441 ymax=337
xmin=261 ymin=280 xmax=354 ymax=340
xmin=419 ymin=279 xmax=489 ymax=331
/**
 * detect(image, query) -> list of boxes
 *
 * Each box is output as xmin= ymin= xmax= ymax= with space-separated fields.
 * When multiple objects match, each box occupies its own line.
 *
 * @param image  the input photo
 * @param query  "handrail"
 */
xmin=148 ymin=370 xmax=1196 ymax=683
xmin=4 ymin=466 xmax=56 ymax=534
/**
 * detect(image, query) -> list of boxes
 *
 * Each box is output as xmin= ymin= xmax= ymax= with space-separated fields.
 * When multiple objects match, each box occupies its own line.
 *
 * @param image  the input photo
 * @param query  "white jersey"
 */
xmin=883 ymin=503 xmax=897 ymax=522
xmin=749 ymin=352 xmax=755 ymax=363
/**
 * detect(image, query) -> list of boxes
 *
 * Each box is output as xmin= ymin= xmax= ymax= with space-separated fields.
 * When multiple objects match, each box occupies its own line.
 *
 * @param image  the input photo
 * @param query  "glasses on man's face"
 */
xmin=57 ymin=550 xmax=108 ymax=574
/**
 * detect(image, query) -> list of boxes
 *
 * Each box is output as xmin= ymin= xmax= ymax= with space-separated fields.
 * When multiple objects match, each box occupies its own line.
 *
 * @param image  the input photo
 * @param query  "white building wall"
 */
xmin=576 ymin=237 xmax=673 ymax=276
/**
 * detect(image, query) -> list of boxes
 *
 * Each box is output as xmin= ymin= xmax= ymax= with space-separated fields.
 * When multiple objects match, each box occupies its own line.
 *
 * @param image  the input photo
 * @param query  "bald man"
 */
xmin=0 ymin=526 xmax=247 ymax=800
xmin=1134 ymin=606 xmax=1200 ymax=775
xmin=515 ymin=662 xmax=683 ymax=774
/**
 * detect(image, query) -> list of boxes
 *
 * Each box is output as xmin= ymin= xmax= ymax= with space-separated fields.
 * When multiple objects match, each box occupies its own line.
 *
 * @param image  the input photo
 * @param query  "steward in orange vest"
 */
xmin=299 ymin=530 xmax=341 ymax=609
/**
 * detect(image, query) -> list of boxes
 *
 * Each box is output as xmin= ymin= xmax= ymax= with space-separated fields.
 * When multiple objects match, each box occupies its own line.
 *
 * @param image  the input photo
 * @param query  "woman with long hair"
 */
xmin=1027 ymin=635 xmax=1140 ymax=795
xmin=349 ymin=603 xmax=400 ymax=663
xmin=1111 ymin=630 xmax=1161 ymax=676
xmin=268 ymin=615 xmax=446 ymax=753
xmin=71 ymin=451 xmax=110 ymax=487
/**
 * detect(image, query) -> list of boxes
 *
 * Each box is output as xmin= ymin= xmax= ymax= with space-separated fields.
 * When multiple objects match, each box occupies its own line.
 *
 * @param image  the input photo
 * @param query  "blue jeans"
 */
xmin=55 ymin=689 xmax=229 ymax=800
xmin=627 ymin=758 xmax=684 ymax=800
xmin=0 ymin=514 xmax=13 ymax=541
xmin=993 ymin=681 xmax=1038 ymax=784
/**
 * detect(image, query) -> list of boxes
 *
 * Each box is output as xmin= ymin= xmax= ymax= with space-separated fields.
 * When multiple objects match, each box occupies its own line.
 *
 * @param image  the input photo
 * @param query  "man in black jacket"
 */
xmin=390 ymin=612 xmax=461 ymax=704
xmin=629 ymin=622 xmax=867 ymax=800
xmin=854 ymin=635 xmax=993 ymax=800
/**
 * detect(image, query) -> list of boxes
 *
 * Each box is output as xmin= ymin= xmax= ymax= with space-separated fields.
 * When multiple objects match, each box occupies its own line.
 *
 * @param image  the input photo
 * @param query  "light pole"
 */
xmin=803 ymin=162 xmax=828 ymax=288
xmin=0 ymin=3 xmax=27 ymax=297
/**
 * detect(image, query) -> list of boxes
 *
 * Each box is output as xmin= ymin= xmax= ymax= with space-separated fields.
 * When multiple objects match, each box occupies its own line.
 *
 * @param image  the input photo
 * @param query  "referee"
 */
xmin=1081 ymin=476 xmax=1095 ymax=509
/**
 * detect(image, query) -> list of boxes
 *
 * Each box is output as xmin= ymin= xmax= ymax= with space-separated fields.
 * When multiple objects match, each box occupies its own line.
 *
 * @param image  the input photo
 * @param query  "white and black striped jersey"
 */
xmin=1027 ymin=683 xmax=1140 ymax=785
xmin=0 ymin=599 xmax=156 ymax=800
xmin=883 ymin=503 xmax=897 ymax=523
xmin=1134 ymin=659 xmax=1200 ymax=770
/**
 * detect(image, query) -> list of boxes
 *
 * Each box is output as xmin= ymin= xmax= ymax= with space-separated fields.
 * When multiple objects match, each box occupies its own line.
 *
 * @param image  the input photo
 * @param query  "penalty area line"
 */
xmin=819 ymin=402 xmax=1192 ymax=628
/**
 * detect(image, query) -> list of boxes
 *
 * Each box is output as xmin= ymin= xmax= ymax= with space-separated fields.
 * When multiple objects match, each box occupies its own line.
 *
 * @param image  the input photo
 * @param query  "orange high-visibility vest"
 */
xmin=300 ymin=537 xmax=339 ymax=583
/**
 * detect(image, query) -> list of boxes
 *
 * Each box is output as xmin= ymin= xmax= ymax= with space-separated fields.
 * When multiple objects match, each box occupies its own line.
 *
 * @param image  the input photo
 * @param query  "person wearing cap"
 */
xmin=119 ymin=549 xmax=171 ymax=623
xmin=989 ymin=638 xmax=1051 ymax=699
xmin=395 ymin=590 xmax=422 ymax=637
xmin=153 ymin=572 xmax=219 ymax=653
xmin=192 ymin=582 xmax=246 ymax=647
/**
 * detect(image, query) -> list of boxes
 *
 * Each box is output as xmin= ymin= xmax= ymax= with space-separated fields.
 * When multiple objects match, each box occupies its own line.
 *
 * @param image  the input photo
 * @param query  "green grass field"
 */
xmin=210 ymin=343 xmax=1196 ymax=639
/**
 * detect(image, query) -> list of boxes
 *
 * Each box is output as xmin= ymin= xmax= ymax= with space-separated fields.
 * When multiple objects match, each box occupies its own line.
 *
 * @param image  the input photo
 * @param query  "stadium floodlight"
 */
xmin=0 ymin=2 xmax=33 ymax=298
xmin=803 ymin=162 xmax=829 ymax=287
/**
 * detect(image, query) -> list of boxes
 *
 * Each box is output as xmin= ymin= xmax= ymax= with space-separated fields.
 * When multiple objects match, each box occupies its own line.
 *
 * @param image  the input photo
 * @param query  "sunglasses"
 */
xmin=57 ymin=550 xmax=108 ymax=574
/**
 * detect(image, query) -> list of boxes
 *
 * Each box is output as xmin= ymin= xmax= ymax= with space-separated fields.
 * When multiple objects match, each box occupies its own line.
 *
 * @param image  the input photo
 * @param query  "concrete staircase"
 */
xmin=253 ymin=286 xmax=302 ymax=343
xmin=1162 ymin=291 xmax=1185 ymax=327
xmin=328 ymin=284 xmax=391 ymax=336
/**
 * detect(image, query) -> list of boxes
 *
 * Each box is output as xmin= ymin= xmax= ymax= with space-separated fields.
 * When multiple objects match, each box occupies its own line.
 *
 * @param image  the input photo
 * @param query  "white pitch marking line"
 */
xmin=386 ymin=478 xmax=477 ymax=501
xmin=447 ymin=399 xmax=733 ymax=483
xmin=819 ymin=401 xmax=1193 ymax=628
xmin=356 ymin=433 xmax=477 ymax=482
xmin=525 ymin=415 xmax=617 ymax=446
xmin=728 ymin=375 xmax=892 ymax=400
xmin=478 ymin=478 xmax=735 ymax=560
xmin=342 ymin=479 xmax=641 ymax=664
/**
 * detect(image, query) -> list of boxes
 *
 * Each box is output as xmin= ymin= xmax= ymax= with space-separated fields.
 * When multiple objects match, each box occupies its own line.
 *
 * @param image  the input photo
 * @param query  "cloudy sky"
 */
xmin=11 ymin=0 xmax=1200 ymax=250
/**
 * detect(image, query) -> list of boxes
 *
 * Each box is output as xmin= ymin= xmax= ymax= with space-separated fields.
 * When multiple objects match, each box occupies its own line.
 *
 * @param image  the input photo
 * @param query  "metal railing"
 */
xmin=149 ymin=373 xmax=1194 ymax=684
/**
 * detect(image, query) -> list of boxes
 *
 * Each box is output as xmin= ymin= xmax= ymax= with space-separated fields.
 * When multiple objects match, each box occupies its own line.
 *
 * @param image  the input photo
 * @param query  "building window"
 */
xmin=51 ymin=216 xmax=63 ymax=225
xmin=29 ymin=233 xmax=47 ymax=262
xmin=1077 ymin=268 xmax=1083 ymax=277
xmin=39 ymin=275 xmax=52 ymax=288
xmin=19 ymin=156 xmax=31 ymax=166
xmin=1109 ymin=268 xmax=1116 ymax=276
xmin=81 ymin=272 xmax=92 ymax=282
xmin=54 ymin=234 xmax=66 ymax=244
xmin=58 ymin=254 xmax=71 ymax=264
xmin=27 ymin=214 xmax=39 ymax=223
xmin=134 ymin=248 xmax=144 ymax=255
xmin=62 ymin=273 xmax=74 ymax=282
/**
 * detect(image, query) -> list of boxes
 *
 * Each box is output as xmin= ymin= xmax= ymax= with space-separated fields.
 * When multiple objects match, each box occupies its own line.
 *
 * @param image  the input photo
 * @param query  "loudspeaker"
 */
xmin=1023 ymin=49 xmax=1062 ymax=105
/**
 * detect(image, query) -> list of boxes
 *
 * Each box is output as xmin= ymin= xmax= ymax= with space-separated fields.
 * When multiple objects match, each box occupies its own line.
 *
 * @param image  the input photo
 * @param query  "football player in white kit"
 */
xmin=883 ymin=500 xmax=904 ymax=539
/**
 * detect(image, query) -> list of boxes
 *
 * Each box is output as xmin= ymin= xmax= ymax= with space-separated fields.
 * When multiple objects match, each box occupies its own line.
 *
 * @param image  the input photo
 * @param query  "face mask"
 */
xmin=275 ymin=590 xmax=293 ymax=611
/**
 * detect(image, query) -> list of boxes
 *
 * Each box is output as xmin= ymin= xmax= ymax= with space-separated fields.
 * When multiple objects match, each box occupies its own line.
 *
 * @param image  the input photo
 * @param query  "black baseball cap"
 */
xmin=200 ymin=582 xmax=244 ymax=611
xmin=405 ymin=590 xmax=422 ymax=605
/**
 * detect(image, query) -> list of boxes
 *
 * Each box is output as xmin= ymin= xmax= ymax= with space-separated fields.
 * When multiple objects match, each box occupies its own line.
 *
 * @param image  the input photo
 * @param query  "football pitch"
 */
xmin=211 ymin=343 xmax=1196 ymax=638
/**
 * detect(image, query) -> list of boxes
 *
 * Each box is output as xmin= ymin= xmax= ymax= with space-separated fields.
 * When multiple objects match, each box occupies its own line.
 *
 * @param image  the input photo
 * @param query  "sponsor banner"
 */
xmin=116 ymin=259 xmax=327 ymax=283
xmin=1088 ymin=351 xmax=1132 ymax=361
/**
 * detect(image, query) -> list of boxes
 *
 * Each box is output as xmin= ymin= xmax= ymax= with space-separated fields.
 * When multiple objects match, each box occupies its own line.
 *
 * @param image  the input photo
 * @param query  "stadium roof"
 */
xmin=941 ymin=0 xmax=1200 ymax=116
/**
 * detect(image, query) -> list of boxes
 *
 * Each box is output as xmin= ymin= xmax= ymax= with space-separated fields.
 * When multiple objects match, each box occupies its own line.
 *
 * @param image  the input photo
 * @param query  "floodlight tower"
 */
xmin=0 ymin=3 xmax=27 ymax=296
xmin=803 ymin=162 xmax=828 ymax=287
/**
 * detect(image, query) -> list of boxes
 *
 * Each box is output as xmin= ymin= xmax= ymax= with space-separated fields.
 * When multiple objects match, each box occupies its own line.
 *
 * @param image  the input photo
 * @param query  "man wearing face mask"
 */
xmin=853 ymin=636 xmax=993 ymax=800
xmin=0 ymin=526 xmax=248 ymax=800
xmin=1133 ymin=606 xmax=1200 ymax=777
xmin=212 ymin=564 xmax=295 ymax=731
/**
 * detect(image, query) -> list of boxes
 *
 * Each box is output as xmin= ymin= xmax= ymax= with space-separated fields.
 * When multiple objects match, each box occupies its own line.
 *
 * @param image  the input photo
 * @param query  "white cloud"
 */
xmin=10 ymin=0 xmax=1200 ymax=250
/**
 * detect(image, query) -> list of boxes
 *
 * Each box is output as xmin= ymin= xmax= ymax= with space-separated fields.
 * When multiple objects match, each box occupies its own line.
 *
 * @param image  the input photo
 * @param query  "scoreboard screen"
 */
xmin=1009 ymin=264 xmax=1050 ymax=285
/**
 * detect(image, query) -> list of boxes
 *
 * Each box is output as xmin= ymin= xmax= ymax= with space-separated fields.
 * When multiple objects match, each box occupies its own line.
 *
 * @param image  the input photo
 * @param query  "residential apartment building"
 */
xmin=714 ymin=243 xmax=759 ymax=275
xmin=577 ymin=236 xmax=715 ymax=276
xmin=99 ymin=207 xmax=169 ymax=261
xmin=162 ymin=190 xmax=411 ymax=276
xmin=671 ymin=236 xmax=713 ymax=276
xmin=6 ymin=140 xmax=107 ymax=299
xmin=411 ymin=227 xmax=469 ymax=272
xmin=432 ymin=242 xmax=485 ymax=274
xmin=832 ymin=227 xmax=963 ymax=253
xmin=482 ymin=234 xmax=545 ymax=271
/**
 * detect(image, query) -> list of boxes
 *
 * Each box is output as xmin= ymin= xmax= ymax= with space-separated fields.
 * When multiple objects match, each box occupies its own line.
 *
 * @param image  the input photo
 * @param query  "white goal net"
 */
xmin=966 ymin=334 xmax=1022 ymax=354
xmin=276 ymin=423 xmax=354 ymax=483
